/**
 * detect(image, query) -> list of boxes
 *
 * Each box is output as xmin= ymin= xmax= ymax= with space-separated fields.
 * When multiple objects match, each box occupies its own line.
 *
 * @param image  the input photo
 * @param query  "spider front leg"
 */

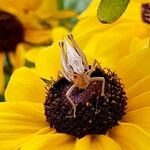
xmin=90 ymin=77 xmax=108 ymax=101
xmin=66 ymin=84 xmax=77 ymax=118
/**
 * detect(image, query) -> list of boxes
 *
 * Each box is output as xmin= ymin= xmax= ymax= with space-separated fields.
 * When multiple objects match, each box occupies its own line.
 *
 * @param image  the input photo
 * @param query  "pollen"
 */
xmin=44 ymin=67 xmax=127 ymax=138
xmin=0 ymin=11 xmax=24 ymax=52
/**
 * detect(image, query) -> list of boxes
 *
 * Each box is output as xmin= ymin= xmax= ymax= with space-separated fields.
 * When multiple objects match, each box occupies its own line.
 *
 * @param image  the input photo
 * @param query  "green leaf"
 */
xmin=97 ymin=0 xmax=130 ymax=23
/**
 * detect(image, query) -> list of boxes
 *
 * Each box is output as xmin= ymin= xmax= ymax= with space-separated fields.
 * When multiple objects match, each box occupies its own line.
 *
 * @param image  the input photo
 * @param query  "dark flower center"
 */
xmin=0 ymin=11 xmax=24 ymax=52
xmin=141 ymin=3 xmax=150 ymax=24
xmin=44 ymin=67 xmax=127 ymax=138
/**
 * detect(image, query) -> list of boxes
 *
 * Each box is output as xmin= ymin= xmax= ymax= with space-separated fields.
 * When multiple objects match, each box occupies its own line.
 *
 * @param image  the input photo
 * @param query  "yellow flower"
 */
xmin=0 ymin=0 xmax=74 ymax=93
xmin=1 ymin=33 xmax=150 ymax=149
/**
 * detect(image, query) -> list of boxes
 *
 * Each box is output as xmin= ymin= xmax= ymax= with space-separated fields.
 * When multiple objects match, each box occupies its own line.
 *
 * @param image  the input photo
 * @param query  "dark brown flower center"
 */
xmin=44 ymin=67 xmax=127 ymax=138
xmin=141 ymin=3 xmax=150 ymax=24
xmin=0 ymin=11 xmax=24 ymax=52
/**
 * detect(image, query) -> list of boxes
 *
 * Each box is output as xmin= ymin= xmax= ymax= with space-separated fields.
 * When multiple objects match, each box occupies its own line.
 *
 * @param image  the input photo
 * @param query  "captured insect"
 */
xmin=58 ymin=33 xmax=108 ymax=118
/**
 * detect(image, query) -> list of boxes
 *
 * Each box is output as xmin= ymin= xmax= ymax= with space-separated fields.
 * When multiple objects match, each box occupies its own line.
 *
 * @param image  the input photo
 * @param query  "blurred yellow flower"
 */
xmin=0 ymin=0 xmax=74 ymax=93
xmin=1 ymin=33 xmax=150 ymax=149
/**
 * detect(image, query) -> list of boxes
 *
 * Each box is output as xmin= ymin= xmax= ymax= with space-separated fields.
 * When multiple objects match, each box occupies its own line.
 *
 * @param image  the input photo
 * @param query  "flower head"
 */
xmin=1 ymin=33 xmax=150 ymax=149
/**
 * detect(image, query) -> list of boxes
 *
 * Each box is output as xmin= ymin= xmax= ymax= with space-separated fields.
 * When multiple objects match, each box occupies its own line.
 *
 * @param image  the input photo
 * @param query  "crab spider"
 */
xmin=58 ymin=33 xmax=108 ymax=118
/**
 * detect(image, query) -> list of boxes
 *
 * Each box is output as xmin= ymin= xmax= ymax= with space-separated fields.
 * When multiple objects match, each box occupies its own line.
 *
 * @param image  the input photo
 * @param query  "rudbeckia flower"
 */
xmin=0 ymin=0 xmax=75 ymax=94
xmin=1 ymin=34 xmax=150 ymax=149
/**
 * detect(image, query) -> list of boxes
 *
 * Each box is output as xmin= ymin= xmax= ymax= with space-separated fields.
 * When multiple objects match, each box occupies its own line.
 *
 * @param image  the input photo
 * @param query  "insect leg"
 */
xmin=66 ymin=84 xmax=77 ymax=118
xmin=90 ymin=77 xmax=109 ymax=114
xmin=90 ymin=77 xmax=108 ymax=101
xmin=57 ymin=70 xmax=71 ymax=82
xmin=92 ymin=59 xmax=102 ymax=69
xmin=85 ymin=59 xmax=101 ymax=76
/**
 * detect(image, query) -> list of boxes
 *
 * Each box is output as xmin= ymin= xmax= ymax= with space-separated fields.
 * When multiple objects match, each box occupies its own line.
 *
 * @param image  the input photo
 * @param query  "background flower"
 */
xmin=0 ymin=0 xmax=76 ymax=97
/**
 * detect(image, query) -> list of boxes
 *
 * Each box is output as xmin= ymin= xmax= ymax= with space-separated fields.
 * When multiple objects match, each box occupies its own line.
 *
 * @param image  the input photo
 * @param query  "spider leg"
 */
xmin=57 ymin=70 xmax=71 ymax=82
xmin=66 ymin=84 xmax=77 ymax=118
xmin=90 ymin=77 xmax=108 ymax=101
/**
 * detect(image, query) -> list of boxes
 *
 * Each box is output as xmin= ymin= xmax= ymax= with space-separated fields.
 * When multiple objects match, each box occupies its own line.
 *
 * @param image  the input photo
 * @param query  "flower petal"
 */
xmin=0 ymin=102 xmax=49 ymax=150
xmin=77 ymin=22 xmax=148 ymax=69
xmin=96 ymin=135 xmax=121 ymax=150
xmin=74 ymin=135 xmax=120 ymax=150
xmin=75 ymin=136 xmax=90 ymax=150
xmin=116 ymin=48 xmax=150 ymax=89
xmin=25 ymin=29 xmax=52 ymax=44
xmin=126 ymin=74 xmax=150 ymax=99
xmin=21 ymin=133 xmax=75 ymax=150
xmin=9 ymin=43 xmax=26 ymax=70
xmin=127 ymin=91 xmax=150 ymax=111
xmin=25 ymin=47 xmax=42 ymax=63
xmin=5 ymin=67 xmax=46 ymax=103
xmin=35 ymin=43 xmax=61 ymax=80
xmin=0 ymin=0 xmax=43 ymax=14
xmin=109 ymin=122 xmax=150 ymax=150
xmin=51 ymin=26 xmax=68 ymax=42
xmin=123 ymin=107 xmax=150 ymax=134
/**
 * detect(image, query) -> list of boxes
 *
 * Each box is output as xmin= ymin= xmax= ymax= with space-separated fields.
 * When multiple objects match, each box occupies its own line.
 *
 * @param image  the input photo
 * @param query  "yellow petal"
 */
xmin=52 ymin=10 xmax=76 ymax=19
xmin=25 ymin=29 xmax=52 ymax=44
xmin=109 ymin=122 xmax=150 ymax=150
xmin=25 ymin=47 xmax=43 ymax=63
xmin=96 ymin=135 xmax=121 ymax=150
xmin=75 ymin=136 xmax=90 ymax=150
xmin=129 ymin=37 xmax=149 ymax=54
xmin=9 ymin=43 xmax=26 ymax=70
xmin=14 ymin=0 xmax=42 ymax=12
xmin=0 ymin=101 xmax=49 ymax=149
xmin=21 ymin=133 xmax=75 ymax=150
xmin=51 ymin=26 xmax=68 ymax=42
xmin=127 ymin=91 xmax=150 ymax=111
xmin=0 ymin=53 xmax=5 ymax=94
xmin=34 ymin=0 xmax=57 ymax=18
xmin=74 ymin=20 xmax=148 ymax=69
xmin=0 ymin=0 xmax=42 ymax=13
xmin=35 ymin=43 xmax=61 ymax=80
xmin=116 ymin=48 xmax=150 ymax=89
xmin=5 ymin=67 xmax=46 ymax=103
xmin=75 ymin=135 xmax=120 ymax=150
xmin=126 ymin=74 xmax=150 ymax=99
xmin=123 ymin=107 xmax=150 ymax=134
xmin=73 ymin=16 xmax=111 ymax=40
xmin=78 ymin=0 xmax=98 ymax=19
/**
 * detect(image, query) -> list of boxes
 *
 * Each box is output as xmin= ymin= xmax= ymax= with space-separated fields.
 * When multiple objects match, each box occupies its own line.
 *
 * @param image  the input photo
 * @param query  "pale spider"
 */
xmin=58 ymin=33 xmax=108 ymax=118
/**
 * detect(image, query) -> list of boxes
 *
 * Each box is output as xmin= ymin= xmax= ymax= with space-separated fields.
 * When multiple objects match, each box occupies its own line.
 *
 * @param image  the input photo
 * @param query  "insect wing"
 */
xmin=64 ymin=39 xmax=85 ymax=74
xmin=59 ymin=41 xmax=73 ymax=74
